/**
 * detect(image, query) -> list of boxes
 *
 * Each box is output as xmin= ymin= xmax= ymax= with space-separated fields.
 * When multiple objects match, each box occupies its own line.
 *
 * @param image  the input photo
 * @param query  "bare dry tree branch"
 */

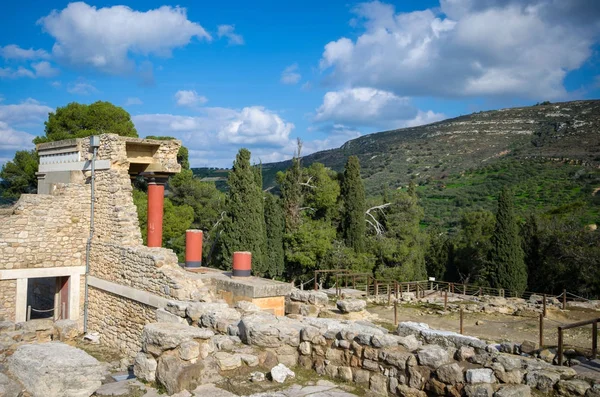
xmin=365 ymin=203 xmax=391 ymax=235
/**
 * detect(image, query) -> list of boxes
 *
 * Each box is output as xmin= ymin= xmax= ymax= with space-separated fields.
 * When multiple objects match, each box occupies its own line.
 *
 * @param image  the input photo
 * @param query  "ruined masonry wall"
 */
xmin=0 ymin=184 xmax=89 ymax=271
xmin=0 ymin=280 xmax=16 ymax=321
xmin=88 ymin=287 xmax=157 ymax=356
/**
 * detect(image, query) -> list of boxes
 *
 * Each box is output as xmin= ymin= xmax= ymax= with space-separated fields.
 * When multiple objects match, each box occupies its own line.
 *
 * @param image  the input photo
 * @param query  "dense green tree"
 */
xmin=486 ymin=187 xmax=527 ymax=293
xmin=425 ymin=227 xmax=450 ymax=280
xmin=217 ymin=149 xmax=266 ymax=275
xmin=284 ymin=218 xmax=336 ymax=281
xmin=279 ymin=156 xmax=303 ymax=233
xmin=264 ymin=193 xmax=285 ymax=278
xmin=448 ymin=210 xmax=495 ymax=283
xmin=0 ymin=150 xmax=38 ymax=200
xmin=304 ymin=163 xmax=340 ymax=220
xmin=521 ymin=214 xmax=543 ymax=291
xmin=341 ymin=156 xmax=366 ymax=253
xmin=34 ymin=101 xmax=138 ymax=144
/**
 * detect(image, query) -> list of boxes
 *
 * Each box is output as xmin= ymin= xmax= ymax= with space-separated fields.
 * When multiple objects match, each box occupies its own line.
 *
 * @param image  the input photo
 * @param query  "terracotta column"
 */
xmin=232 ymin=251 xmax=252 ymax=277
xmin=147 ymin=178 xmax=165 ymax=247
xmin=185 ymin=230 xmax=203 ymax=268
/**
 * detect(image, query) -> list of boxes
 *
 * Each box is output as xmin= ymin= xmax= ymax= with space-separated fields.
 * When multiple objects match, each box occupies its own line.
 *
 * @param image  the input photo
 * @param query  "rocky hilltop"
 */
xmin=261 ymin=100 xmax=600 ymax=194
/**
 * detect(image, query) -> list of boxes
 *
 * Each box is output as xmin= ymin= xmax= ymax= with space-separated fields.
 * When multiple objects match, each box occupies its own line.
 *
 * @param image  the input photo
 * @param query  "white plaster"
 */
xmin=0 ymin=266 xmax=86 ymax=280
xmin=88 ymin=276 xmax=170 ymax=309
xmin=38 ymin=160 xmax=110 ymax=173
xmin=15 ymin=278 xmax=27 ymax=323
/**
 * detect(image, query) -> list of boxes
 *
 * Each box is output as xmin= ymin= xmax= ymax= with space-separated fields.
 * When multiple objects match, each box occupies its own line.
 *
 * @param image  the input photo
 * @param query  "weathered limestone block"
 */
xmin=179 ymin=341 xmax=200 ymax=361
xmin=464 ymin=383 xmax=494 ymax=397
xmin=417 ymin=345 xmax=451 ymax=369
xmin=495 ymin=369 xmax=523 ymax=384
xmin=53 ymin=319 xmax=79 ymax=341
xmin=289 ymin=289 xmax=329 ymax=306
xmin=466 ymin=368 xmax=496 ymax=384
xmin=436 ymin=362 xmax=464 ymax=385
xmin=369 ymin=373 xmax=388 ymax=395
xmin=520 ymin=340 xmax=538 ymax=355
xmin=156 ymin=308 xmax=187 ymax=324
xmin=556 ymin=379 xmax=591 ymax=396
xmin=379 ymin=349 xmax=412 ymax=369
xmin=142 ymin=322 xmax=214 ymax=356
xmin=0 ymin=373 xmax=22 ymax=397
xmin=353 ymin=368 xmax=371 ymax=384
xmin=494 ymin=384 xmax=531 ymax=397
xmin=214 ymin=352 xmax=242 ymax=371
xmin=8 ymin=342 xmax=105 ymax=397
xmin=525 ymin=370 xmax=561 ymax=393
xmin=398 ymin=322 xmax=486 ymax=349
xmin=165 ymin=301 xmax=190 ymax=318
xmin=397 ymin=384 xmax=427 ymax=397
xmin=200 ymin=307 xmax=241 ymax=333
xmin=372 ymin=333 xmax=400 ymax=348
xmin=336 ymin=299 xmax=367 ymax=313
xmin=270 ymin=363 xmax=295 ymax=383
xmin=186 ymin=302 xmax=229 ymax=322
xmin=156 ymin=354 xmax=221 ymax=395
xmin=133 ymin=353 xmax=157 ymax=382
xmin=238 ymin=312 xmax=302 ymax=347
xmin=456 ymin=346 xmax=476 ymax=361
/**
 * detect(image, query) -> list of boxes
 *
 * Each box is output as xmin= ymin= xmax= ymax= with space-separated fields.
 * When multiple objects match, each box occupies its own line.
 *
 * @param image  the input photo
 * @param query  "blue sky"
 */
xmin=1 ymin=0 xmax=600 ymax=167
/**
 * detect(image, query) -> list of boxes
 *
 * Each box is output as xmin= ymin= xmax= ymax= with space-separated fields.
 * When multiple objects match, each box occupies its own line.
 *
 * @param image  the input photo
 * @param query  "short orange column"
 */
xmin=185 ymin=230 xmax=203 ymax=268
xmin=232 ymin=251 xmax=251 ymax=277
xmin=147 ymin=181 xmax=165 ymax=247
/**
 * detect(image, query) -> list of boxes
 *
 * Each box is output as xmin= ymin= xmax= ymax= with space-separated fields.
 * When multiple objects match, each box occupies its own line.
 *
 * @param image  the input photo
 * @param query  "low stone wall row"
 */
xmin=133 ymin=299 xmax=600 ymax=397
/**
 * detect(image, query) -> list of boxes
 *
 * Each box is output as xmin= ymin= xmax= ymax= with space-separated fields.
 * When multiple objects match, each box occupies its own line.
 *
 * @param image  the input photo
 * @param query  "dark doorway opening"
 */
xmin=26 ymin=277 xmax=56 ymax=320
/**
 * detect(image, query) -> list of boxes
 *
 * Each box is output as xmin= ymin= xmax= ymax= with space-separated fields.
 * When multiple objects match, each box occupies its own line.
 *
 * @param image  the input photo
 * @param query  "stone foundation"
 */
xmin=0 ymin=280 xmax=16 ymax=321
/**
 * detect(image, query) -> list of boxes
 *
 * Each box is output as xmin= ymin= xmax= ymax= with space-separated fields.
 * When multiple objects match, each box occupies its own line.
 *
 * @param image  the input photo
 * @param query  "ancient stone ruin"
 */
xmin=0 ymin=134 xmax=599 ymax=397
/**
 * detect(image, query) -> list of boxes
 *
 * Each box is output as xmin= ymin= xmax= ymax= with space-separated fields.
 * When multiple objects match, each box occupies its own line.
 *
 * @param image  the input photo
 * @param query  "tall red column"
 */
xmin=185 ymin=230 xmax=203 ymax=268
xmin=147 ymin=180 xmax=165 ymax=247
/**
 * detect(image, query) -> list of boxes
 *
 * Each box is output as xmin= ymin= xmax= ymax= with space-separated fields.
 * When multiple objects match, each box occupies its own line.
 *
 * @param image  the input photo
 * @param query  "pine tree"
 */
xmin=341 ymin=156 xmax=366 ymax=253
xmin=280 ymin=149 xmax=302 ymax=233
xmin=487 ymin=187 xmax=528 ymax=293
xmin=264 ymin=193 xmax=285 ymax=278
xmin=218 ymin=149 xmax=266 ymax=275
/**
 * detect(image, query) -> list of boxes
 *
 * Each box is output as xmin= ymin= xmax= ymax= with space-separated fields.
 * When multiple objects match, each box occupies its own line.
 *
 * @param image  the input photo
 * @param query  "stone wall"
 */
xmin=0 ymin=184 xmax=89 ymax=270
xmin=88 ymin=287 xmax=157 ymax=356
xmin=0 ymin=280 xmax=16 ymax=321
xmin=135 ymin=302 xmax=600 ymax=397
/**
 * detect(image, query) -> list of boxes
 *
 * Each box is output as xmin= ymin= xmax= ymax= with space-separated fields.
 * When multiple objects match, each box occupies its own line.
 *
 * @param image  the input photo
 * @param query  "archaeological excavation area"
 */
xmin=1 ymin=134 xmax=600 ymax=397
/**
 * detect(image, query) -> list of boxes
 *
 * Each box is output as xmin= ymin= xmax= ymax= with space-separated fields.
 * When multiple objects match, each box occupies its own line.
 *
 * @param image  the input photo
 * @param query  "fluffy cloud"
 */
xmin=67 ymin=81 xmax=98 ymax=95
xmin=125 ymin=97 xmax=143 ymax=106
xmin=320 ymin=0 xmax=600 ymax=99
xmin=217 ymin=25 xmax=244 ymax=46
xmin=0 ymin=62 xmax=59 ymax=79
xmin=281 ymin=64 xmax=301 ymax=85
xmin=31 ymin=61 xmax=59 ymax=78
xmin=0 ymin=122 xmax=36 ymax=151
xmin=133 ymin=105 xmax=294 ymax=166
xmin=0 ymin=45 xmax=50 ymax=60
xmin=0 ymin=98 xmax=53 ymax=126
xmin=314 ymin=88 xmax=444 ymax=129
xmin=175 ymin=90 xmax=208 ymax=107
xmin=37 ymin=2 xmax=211 ymax=73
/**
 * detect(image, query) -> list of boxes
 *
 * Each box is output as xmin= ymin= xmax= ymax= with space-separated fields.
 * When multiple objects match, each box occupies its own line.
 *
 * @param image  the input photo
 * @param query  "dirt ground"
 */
xmin=368 ymin=302 xmax=600 ymax=354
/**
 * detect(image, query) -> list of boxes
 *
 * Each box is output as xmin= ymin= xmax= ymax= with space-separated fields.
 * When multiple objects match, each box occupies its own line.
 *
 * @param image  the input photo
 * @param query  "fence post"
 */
xmin=563 ymin=289 xmax=567 ymax=310
xmin=444 ymin=290 xmax=448 ymax=311
xmin=395 ymin=281 xmax=398 ymax=299
xmin=460 ymin=309 xmax=464 ymax=335
xmin=375 ymin=280 xmax=379 ymax=300
xmin=353 ymin=276 xmax=356 ymax=290
xmin=430 ymin=280 xmax=433 ymax=291
xmin=27 ymin=305 xmax=31 ymax=321
xmin=366 ymin=276 xmax=369 ymax=297
xmin=400 ymin=283 xmax=403 ymax=299
xmin=557 ymin=327 xmax=563 ymax=366
xmin=387 ymin=284 xmax=391 ymax=306
xmin=314 ymin=271 xmax=318 ymax=291
xmin=539 ymin=313 xmax=544 ymax=348
xmin=543 ymin=294 xmax=547 ymax=317
xmin=463 ymin=284 xmax=466 ymax=296
xmin=593 ymin=320 xmax=598 ymax=359
xmin=394 ymin=301 xmax=398 ymax=326
xmin=479 ymin=287 xmax=482 ymax=297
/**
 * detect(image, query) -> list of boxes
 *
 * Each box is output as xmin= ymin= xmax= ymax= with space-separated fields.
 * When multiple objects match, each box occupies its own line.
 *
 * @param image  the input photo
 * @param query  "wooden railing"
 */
xmin=557 ymin=318 xmax=599 ymax=365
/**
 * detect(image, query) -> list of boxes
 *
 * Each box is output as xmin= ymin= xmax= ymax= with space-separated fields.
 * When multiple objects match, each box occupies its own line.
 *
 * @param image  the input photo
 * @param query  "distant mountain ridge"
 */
xmin=253 ymin=100 xmax=600 ymax=194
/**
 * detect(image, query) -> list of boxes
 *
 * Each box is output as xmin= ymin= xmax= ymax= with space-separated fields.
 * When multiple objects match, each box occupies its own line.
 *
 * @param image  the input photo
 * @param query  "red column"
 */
xmin=185 ymin=230 xmax=203 ymax=268
xmin=232 ymin=251 xmax=252 ymax=277
xmin=147 ymin=181 xmax=165 ymax=247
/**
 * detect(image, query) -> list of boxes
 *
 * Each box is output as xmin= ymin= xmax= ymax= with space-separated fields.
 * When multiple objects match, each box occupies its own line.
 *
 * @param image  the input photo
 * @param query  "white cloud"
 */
xmin=0 ymin=45 xmax=50 ymax=61
xmin=217 ymin=25 xmax=244 ymax=46
xmin=0 ymin=98 xmax=53 ymax=126
xmin=314 ymin=87 xmax=444 ymax=129
xmin=175 ymin=90 xmax=208 ymax=107
xmin=281 ymin=64 xmax=301 ymax=85
xmin=133 ymin=105 xmax=295 ymax=167
xmin=31 ymin=61 xmax=59 ymax=77
xmin=125 ymin=97 xmax=143 ymax=106
xmin=50 ymin=81 xmax=61 ymax=88
xmin=0 ymin=122 xmax=36 ymax=151
xmin=320 ymin=0 xmax=600 ymax=99
xmin=67 ymin=81 xmax=97 ymax=95
xmin=37 ymin=2 xmax=211 ymax=74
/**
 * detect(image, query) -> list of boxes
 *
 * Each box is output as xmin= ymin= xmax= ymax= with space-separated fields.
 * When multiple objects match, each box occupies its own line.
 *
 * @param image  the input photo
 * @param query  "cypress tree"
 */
xmin=264 ymin=193 xmax=285 ymax=278
xmin=341 ymin=156 xmax=366 ymax=253
xmin=280 ymin=157 xmax=302 ymax=233
xmin=487 ymin=187 xmax=527 ymax=293
xmin=218 ymin=149 xmax=266 ymax=275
